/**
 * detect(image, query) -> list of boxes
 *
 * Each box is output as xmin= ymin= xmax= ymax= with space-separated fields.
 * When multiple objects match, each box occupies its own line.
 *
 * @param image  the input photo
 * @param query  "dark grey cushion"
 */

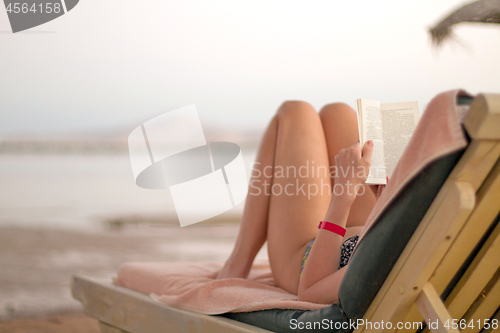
xmin=222 ymin=148 xmax=465 ymax=333
xmin=338 ymin=148 xmax=464 ymax=320
xmin=223 ymin=304 xmax=352 ymax=333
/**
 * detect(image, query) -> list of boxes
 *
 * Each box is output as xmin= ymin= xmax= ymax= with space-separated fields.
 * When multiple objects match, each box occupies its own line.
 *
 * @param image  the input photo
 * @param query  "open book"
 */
xmin=356 ymin=99 xmax=420 ymax=184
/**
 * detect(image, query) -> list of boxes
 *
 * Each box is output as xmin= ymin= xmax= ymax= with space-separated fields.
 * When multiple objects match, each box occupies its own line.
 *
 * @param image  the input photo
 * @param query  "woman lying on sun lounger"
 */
xmin=216 ymin=101 xmax=386 ymax=304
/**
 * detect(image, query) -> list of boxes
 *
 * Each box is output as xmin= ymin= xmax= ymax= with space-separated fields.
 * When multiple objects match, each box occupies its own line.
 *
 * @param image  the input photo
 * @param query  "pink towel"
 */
xmin=114 ymin=261 xmax=328 ymax=314
xmin=358 ymin=89 xmax=469 ymax=243
xmin=114 ymin=89 xmax=470 ymax=315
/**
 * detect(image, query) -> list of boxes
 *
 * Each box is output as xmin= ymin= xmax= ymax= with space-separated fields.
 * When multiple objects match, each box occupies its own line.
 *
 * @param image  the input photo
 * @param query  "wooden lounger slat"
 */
xmin=416 ymin=283 xmax=459 ymax=333
xmin=445 ymin=216 xmax=500 ymax=320
xmin=403 ymin=156 xmax=500 ymax=331
xmin=460 ymin=268 xmax=500 ymax=333
xmin=71 ymin=276 xmax=273 ymax=333
xmin=431 ymin=156 xmax=500 ymax=295
xmin=481 ymin=307 xmax=500 ymax=333
xmin=450 ymin=140 xmax=500 ymax=192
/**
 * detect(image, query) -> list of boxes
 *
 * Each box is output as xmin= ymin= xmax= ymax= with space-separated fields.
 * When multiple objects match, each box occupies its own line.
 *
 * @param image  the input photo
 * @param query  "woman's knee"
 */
xmin=276 ymin=100 xmax=317 ymax=121
xmin=318 ymin=103 xmax=357 ymax=123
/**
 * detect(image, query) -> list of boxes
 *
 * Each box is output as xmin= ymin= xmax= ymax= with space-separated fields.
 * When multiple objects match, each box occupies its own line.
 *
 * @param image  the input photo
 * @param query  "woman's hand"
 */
xmin=332 ymin=141 xmax=373 ymax=204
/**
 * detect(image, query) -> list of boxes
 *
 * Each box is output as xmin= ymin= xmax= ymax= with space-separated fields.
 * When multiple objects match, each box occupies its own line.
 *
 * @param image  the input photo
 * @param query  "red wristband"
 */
xmin=318 ymin=221 xmax=346 ymax=237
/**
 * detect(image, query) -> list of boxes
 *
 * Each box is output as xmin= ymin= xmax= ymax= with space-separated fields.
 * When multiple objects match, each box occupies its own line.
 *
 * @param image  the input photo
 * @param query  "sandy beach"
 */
xmin=0 ymin=222 xmax=262 ymax=332
xmin=0 ymin=148 xmax=259 ymax=332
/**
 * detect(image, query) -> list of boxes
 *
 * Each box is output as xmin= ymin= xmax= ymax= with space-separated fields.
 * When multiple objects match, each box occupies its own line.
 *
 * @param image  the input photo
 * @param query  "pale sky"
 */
xmin=1 ymin=0 xmax=499 ymax=137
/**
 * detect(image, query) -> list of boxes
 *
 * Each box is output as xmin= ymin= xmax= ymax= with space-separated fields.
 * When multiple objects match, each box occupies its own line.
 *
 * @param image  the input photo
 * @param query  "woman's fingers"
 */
xmin=361 ymin=141 xmax=373 ymax=164
xmin=333 ymin=141 xmax=375 ymax=201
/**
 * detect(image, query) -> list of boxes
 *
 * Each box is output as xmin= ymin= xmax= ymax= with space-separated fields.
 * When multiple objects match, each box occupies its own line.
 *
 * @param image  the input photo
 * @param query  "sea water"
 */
xmin=0 ymin=151 xmax=255 ymax=230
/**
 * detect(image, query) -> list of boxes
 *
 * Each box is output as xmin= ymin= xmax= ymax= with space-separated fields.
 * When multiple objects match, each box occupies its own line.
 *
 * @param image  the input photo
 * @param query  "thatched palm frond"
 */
xmin=430 ymin=0 xmax=500 ymax=47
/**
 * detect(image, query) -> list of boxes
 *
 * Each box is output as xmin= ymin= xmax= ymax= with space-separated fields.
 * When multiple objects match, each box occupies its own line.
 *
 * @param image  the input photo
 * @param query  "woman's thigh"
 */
xmin=266 ymin=101 xmax=332 ymax=294
xmin=319 ymin=103 xmax=376 ymax=227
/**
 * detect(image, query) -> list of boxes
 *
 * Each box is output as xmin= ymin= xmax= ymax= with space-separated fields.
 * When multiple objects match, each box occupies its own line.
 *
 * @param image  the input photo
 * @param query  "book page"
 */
xmin=380 ymin=101 xmax=419 ymax=177
xmin=357 ymin=99 xmax=387 ymax=184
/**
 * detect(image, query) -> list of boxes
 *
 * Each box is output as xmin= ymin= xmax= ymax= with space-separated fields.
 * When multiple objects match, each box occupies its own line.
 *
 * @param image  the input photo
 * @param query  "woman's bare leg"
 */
xmin=265 ymin=101 xmax=333 ymax=293
xmin=217 ymin=101 xmax=331 ymax=294
xmin=218 ymin=101 xmax=376 ymax=294
xmin=216 ymin=103 xmax=284 ymax=280
xmin=319 ymin=103 xmax=376 ymax=229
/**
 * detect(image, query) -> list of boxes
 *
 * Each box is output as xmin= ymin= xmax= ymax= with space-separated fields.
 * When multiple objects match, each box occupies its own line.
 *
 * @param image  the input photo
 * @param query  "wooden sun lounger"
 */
xmin=72 ymin=93 xmax=500 ymax=333
xmin=71 ymin=277 xmax=272 ymax=333
xmin=352 ymin=93 xmax=500 ymax=333
xmin=356 ymin=95 xmax=500 ymax=333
